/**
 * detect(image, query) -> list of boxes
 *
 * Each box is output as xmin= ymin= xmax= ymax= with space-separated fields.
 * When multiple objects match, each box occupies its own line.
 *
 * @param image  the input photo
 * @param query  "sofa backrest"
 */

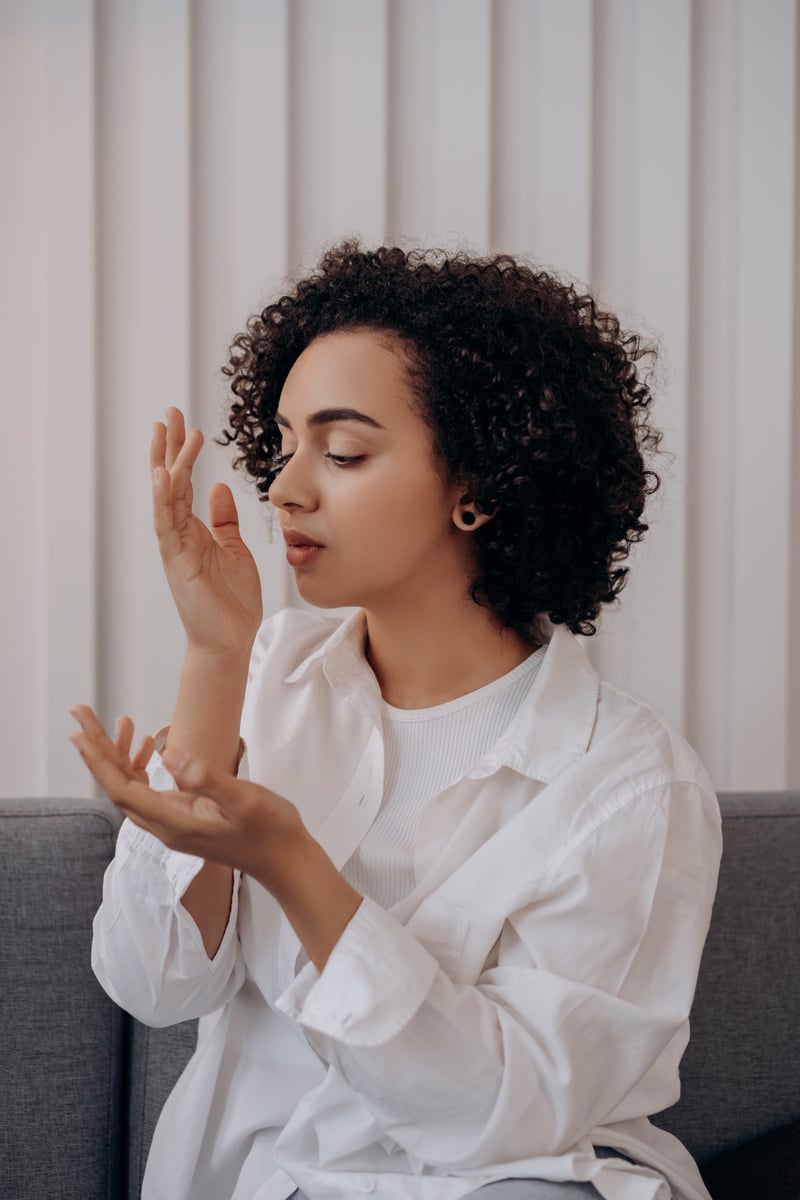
xmin=126 ymin=1012 xmax=198 ymax=1194
xmin=653 ymin=791 xmax=800 ymax=1161
xmin=0 ymin=797 xmax=126 ymax=1200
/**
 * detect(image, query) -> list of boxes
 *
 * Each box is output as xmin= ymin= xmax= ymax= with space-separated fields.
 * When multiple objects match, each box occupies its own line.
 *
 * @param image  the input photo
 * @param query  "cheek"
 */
xmin=352 ymin=493 xmax=448 ymax=563
xmin=332 ymin=458 xmax=452 ymax=554
xmin=336 ymin=469 xmax=408 ymax=532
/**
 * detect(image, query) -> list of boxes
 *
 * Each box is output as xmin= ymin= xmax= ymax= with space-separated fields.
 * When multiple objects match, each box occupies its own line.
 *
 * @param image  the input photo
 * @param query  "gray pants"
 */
xmin=286 ymin=1147 xmax=636 ymax=1197
xmin=289 ymin=1182 xmax=601 ymax=1198
xmin=467 ymin=1187 xmax=600 ymax=1197
xmin=287 ymin=1147 xmax=633 ymax=1197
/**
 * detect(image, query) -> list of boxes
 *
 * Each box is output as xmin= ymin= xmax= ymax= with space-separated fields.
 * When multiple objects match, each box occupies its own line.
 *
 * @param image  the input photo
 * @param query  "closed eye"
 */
xmin=325 ymin=453 xmax=365 ymax=467
xmin=273 ymin=452 xmax=365 ymax=468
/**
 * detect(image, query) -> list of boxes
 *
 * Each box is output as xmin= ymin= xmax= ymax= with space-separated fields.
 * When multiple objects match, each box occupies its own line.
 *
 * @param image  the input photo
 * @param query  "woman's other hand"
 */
xmin=68 ymin=706 xmax=306 ymax=880
xmin=70 ymin=706 xmax=362 ymax=970
xmin=151 ymin=407 xmax=263 ymax=657
xmin=71 ymin=705 xmax=155 ymax=787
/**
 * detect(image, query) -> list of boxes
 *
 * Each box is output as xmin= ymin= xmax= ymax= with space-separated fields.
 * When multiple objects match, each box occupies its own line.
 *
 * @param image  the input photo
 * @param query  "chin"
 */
xmin=294 ymin=577 xmax=360 ymax=611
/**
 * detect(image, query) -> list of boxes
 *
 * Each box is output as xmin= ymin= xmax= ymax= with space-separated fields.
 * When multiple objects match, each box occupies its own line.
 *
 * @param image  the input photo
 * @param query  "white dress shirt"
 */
xmin=339 ymin=643 xmax=546 ymax=910
xmin=91 ymin=606 xmax=722 ymax=1200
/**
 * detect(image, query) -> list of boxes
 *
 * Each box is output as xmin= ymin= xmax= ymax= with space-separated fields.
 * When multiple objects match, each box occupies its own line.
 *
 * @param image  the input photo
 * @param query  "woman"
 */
xmin=70 ymin=240 xmax=721 ymax=1200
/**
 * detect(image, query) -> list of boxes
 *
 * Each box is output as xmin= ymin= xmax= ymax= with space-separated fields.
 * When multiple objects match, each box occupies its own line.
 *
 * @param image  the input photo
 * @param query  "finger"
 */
xmin=208 ymin=484 xmax=244 ymax=548
xmin=150 ymin=424 xmax=176 ymax=546
xmin=69 ymin=728 xmax=137 ymax=798
xmin=164 ymin=407 xmax=186 ymax=471
xmin=70 ymin=729 xmax=185 ymax=825
xmin=71 ymin=706 xmax=133 ymax=778
xmin=150 ymin=420 xmax=167 ymax=474
xmin=114 ymin=715 xmax=134 ymax=759
xmin=152 ymin=461 xmax=180 ymax=557
xmin=161 ymin=749 xmax=244 ymax=812
xmin=154 ymin=427 xmax=202 ymax=549
xmin=152 ymin=463 xmax=178 ymax=556
xmin=170 ymin=428 xmax=204 ymax=531
xmin=70 ymin=704 xmax=114 ymax=745
xmin=131 ymin=734 xmax=156 ymax=773
xmin=166 ymin=414 xmax=203 ymax=480
xmin=171 ymin=427 xmax=204 ymax=482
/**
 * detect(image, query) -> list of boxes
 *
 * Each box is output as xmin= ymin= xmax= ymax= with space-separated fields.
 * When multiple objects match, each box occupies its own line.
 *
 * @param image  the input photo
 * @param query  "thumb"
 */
xmin=162 ymin=748 xmax=240 ymax=807
xmin=207 ymin=483 xmax=243 ymax=546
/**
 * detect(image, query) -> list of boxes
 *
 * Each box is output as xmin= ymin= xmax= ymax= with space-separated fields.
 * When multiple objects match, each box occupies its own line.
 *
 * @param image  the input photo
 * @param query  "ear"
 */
xmin=452 ymin=491 xmax=496 ymax=531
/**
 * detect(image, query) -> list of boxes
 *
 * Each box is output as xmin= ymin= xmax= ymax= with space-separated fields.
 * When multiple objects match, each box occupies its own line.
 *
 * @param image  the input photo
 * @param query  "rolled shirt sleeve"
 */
xmin=275 ymin=781 xmax=721 ymax=1172
xmin=91 ymin=740 xmax=247 ymax=1027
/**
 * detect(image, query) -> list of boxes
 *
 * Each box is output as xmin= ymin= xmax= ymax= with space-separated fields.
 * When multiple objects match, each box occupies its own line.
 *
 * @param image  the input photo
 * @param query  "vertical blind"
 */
xmin=2 ymin=0 xmax=798 ymax=797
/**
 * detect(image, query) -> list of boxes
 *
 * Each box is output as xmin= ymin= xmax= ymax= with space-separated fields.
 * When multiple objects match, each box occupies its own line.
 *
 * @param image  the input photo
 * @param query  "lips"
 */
xmin=283 ymin=530 xmax=324 ymax=548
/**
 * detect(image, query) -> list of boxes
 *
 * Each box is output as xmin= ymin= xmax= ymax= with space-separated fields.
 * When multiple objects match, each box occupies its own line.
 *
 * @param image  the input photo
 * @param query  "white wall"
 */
xmin=1 ymin=0 xmax=798 ymax=799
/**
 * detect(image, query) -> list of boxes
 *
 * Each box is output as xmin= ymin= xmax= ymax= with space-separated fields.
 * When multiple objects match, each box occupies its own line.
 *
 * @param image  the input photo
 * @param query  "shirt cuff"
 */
xmin=113 ymin=818 xmax=243 ymax=961
xmin=275 ymin=896 xmax=440 ymax=1047
xmin=114 ymin=817 xmax=206 ymax=906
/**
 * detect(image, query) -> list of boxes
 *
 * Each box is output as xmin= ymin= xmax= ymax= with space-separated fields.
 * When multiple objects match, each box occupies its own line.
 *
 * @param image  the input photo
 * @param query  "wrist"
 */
xmin=184 ymin=642 xmax=253 ymax=671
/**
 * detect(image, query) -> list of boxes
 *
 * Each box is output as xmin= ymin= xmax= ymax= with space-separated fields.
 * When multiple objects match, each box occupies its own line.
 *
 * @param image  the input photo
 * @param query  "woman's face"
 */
xmin=267 ymin=328 xmax=472 ymax=613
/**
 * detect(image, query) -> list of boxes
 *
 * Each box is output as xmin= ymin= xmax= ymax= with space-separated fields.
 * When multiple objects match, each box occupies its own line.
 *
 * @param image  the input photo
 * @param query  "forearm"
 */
xmin=165 ymin=646 xmax=251 ymax=772
xmin=262 ymin=835 xmax=364 ymax=973
xmin=165 ymin=646 xmax=251 ymax=956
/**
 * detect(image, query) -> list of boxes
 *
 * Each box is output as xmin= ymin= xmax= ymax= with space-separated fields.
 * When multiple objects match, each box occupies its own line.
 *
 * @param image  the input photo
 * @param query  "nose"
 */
xmin=267 ymin=454 xmax=317 ymax=512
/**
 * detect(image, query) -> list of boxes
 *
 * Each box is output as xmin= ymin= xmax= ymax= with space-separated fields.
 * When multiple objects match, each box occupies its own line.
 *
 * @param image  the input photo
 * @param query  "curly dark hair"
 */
xmin=218 ymin=237 xmax=665 ymax=640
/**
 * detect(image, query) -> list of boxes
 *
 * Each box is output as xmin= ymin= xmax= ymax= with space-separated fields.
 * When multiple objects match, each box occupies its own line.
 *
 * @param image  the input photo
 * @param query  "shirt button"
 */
xmin=357 ymin=1177 xmax=376 ymax=1193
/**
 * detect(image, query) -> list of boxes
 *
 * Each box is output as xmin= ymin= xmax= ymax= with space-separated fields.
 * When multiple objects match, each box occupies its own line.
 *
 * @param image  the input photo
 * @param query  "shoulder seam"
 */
xmin=542 ymin=776 xmax=716 ymax=891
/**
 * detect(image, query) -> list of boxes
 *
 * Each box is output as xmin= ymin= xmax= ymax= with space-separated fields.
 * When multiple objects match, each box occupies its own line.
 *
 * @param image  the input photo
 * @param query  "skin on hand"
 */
xmin=69 ymin=705 xmax=306 ymax=879
xmin=70 ymin=706 xmax=155 ymax=788
xmin=151 ymin=407 xmax=263 ymax=658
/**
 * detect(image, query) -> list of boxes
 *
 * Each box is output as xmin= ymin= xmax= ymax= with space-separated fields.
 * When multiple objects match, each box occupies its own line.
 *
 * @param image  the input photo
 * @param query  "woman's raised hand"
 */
xmin=151 ymin=408 xmax=263 ymax=657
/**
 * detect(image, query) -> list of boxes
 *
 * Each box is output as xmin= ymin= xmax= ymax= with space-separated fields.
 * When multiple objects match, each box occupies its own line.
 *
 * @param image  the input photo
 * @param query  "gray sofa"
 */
xmin=1 ymin=793 xmax=798 ymax=1199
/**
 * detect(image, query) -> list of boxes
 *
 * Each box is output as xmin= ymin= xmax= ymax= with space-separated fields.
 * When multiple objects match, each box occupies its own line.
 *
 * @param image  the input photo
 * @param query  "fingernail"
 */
xmin=162 ymin=748 xmax=190 ymax=772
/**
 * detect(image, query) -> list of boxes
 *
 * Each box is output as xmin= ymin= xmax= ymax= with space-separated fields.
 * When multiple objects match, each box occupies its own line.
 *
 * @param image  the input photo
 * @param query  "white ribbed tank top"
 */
xmin=340 ymin=645 xmax=546 ymax=911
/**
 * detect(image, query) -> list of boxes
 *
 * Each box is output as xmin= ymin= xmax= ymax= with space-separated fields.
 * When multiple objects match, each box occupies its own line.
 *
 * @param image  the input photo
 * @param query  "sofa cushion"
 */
xmin=0 ymin=796 xmax=125 ymax=1200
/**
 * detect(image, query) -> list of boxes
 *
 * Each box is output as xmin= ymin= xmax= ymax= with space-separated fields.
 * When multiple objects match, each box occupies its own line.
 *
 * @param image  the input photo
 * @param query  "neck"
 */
xmin=362 ymin=586 xmax=540 ymax=709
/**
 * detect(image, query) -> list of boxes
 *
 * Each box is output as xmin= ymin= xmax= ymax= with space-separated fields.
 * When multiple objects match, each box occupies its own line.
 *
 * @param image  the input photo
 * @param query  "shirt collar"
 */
xmin=284 ymin=607 xmax=370 ymax=686
xmin=284 ymin=608 xmax=599 ymax=785
xmin=466 ymin=624 xmax=599 ymax=784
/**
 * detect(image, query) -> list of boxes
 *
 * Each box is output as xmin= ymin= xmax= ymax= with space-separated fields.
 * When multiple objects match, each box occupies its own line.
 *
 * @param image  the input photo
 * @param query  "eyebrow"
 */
xmin=274 ymin=407 xmax=386 ymax=431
